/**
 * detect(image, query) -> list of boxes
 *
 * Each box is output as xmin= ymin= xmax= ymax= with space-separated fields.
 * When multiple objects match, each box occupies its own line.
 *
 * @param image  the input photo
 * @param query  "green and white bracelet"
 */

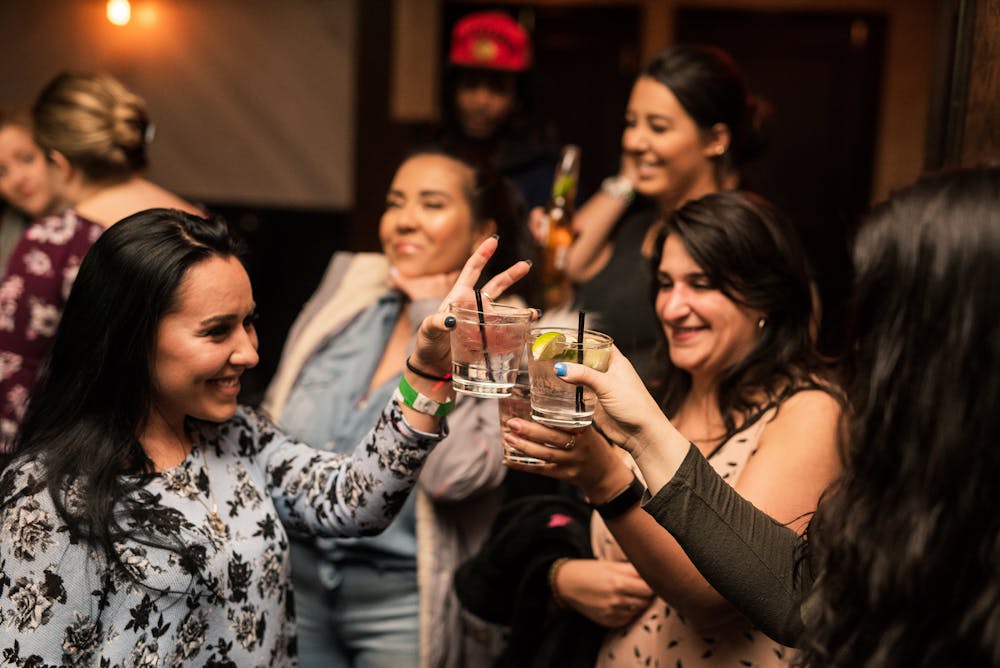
xmin=395 ymin=375 xmax=455 ymax=417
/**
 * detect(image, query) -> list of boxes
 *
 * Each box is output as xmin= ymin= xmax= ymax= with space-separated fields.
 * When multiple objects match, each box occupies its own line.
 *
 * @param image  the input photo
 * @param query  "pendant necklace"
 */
xmin=159 ymin=431 xmax=226 ymax=535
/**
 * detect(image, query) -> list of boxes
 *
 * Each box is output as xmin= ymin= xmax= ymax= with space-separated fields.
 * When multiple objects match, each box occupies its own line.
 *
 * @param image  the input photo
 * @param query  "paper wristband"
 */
xmin=396 ymin=375 xmax=455 ymax=417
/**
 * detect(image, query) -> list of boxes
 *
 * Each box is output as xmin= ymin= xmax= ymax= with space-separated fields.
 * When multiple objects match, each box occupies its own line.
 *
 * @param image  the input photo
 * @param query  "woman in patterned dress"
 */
xmin=505 ymin=192 xmax=842 ymax=667
xmin=0 ymin=208 xmax=530 ymax=666
xmin=0 ymin=72 xmax=202 ymax=446
xmin=516 ymin=167 xmax=1000 ymax=668
xmin=0 ymin=107 xmax=65 ymax=270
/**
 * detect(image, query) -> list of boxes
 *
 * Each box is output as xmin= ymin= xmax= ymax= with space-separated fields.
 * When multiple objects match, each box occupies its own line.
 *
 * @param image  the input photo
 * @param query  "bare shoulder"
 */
xmin=772 ymin=388 xmax=844 ymax=425
xmin=757 ymin=387 xmax=844 ymax=459
xmin=737 ymin=387 xmax=845 ymax=525
xmin=139 ymin=179 xmax=203 ymax=215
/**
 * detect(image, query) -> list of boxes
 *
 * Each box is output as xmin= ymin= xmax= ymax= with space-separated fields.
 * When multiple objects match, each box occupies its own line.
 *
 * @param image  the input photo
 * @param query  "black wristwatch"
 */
xmin=592 ymin=475 xmax=645 ymax=520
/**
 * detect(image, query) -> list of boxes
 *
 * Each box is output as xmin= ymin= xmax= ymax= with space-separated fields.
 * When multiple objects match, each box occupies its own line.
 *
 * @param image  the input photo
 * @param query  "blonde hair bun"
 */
xmin=33 ymin=71 xmax=151 ymax=180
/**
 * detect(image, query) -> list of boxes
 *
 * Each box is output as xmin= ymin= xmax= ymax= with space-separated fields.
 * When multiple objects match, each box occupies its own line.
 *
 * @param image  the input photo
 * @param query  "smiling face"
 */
xmin=622 ymin=77 xmax=721 ymax=209
xmin=655 ymin=233 xmax=761 ymax=383
xmin=150 ymin=255 xmax=259 ymax=431
xmin=379 ymin=153 xmax=492 ymax=277
xmin=0 ymin=123 xmax=61 ymax=218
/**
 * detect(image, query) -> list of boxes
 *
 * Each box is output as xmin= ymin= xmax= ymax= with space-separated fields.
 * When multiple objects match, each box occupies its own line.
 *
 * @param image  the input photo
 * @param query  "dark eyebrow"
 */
xmin=198 ymin=314 xmax=237 ymax=328
xmin=645 ymin=113 xmax=672 ymax=124
xmin=198 ymin=304 xmax=256 ymax=327
xmin=657 ymin=270 xmax=709 ymax=281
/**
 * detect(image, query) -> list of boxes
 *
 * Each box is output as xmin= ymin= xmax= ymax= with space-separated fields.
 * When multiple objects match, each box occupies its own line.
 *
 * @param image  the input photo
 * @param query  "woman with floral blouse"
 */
xmin=0 ymin=208 xmax=529 ymax=666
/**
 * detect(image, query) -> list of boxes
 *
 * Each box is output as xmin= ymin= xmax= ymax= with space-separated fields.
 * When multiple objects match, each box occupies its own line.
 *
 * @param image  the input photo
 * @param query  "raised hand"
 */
xmin=528 ymin=206 xmax=548 ymax=247
xmin=410 ymin=236 xmax=533 ymax=377
xmin=544 ymin=347 xmax=665 ymax=453
xmin=546 ymin=347 xmax=690 ymax=492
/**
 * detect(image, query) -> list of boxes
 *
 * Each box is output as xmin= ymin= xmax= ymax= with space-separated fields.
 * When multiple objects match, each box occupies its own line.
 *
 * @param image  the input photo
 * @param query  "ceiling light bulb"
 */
xmin=107 ymin=0 xmax=131 ymax=26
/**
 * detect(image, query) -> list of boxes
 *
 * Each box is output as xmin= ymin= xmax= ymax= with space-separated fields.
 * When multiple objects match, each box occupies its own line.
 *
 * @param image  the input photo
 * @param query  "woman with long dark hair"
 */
xmin=521 ymin=167 xmax=1000 ymax=667
xmin=506 ymin=191 xmax=842 ymax=666
xmin=0 ymin=208 xmax=530 ymax=666
xmin=538 ymin=45 xmax=767 ymax=378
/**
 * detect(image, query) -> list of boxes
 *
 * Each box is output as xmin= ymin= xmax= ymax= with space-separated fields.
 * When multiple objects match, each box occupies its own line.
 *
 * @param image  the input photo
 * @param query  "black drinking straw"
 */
xmin=475 ymin=289 xmax=496 ymax=382
xmin=575 ymin=311 xmax=585 ymax=413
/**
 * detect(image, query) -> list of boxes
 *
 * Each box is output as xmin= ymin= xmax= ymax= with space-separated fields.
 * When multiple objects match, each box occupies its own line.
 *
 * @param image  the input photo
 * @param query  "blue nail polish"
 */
xmin=444 ymin=315 xmax=457 ymax=328
xmin=554 ymin=362 xmax=567 ymax=377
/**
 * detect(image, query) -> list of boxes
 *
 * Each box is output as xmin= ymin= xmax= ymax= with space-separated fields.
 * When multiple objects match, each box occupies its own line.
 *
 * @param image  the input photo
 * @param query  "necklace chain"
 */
xmin=160 ymin=441 xmax=226 ymax=535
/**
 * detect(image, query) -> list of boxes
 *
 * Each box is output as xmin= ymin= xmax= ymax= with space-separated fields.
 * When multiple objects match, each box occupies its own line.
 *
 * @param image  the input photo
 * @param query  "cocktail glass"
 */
xmin=497 ymin=372 xmax=546 ymax=465
xmin=449 ymin=301 xmax=532 ymax=397
xmin=527 ymin=327 xmax=612 ymax=428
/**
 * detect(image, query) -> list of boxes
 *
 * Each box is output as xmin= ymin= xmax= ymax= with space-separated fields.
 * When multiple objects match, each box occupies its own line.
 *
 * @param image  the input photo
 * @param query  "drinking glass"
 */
xmin=449 ymin=301 xmax=532 ymax=397
xmin=527 ymin=327 xmax=613 ymax=428
xmin=497 ymin=372 xmax=545 ymax=465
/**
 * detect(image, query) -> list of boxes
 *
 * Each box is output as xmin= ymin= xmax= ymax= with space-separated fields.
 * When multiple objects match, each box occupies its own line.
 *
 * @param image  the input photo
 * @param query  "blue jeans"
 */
xmin=291 ymin=541 xmax=420 ymax=668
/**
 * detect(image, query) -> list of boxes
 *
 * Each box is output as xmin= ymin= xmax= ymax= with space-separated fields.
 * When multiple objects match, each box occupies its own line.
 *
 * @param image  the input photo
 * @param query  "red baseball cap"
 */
xmin=449 ymin=11 xmax=532 ymax=72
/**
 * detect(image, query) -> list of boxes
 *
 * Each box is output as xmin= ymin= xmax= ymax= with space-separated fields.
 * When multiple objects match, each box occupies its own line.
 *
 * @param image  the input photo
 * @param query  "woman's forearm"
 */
xmin=642 ymin=445 xmax=812 ymax=645
xmin=562 ymin=191 xmax=629 ymax=282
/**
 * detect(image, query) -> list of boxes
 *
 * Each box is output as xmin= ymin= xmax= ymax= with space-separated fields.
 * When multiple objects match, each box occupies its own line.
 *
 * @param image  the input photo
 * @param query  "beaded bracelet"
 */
xmin=548 ymin=557 xmax=571 ymax=609
xmin=405 ymin=356 xmax=452 ymax=383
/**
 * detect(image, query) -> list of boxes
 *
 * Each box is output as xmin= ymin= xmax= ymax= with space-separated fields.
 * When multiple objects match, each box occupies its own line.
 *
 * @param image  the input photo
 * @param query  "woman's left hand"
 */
xmin=503 ymin=420 xmax=632 ymax=502
xmin=410 ymin=236 xmax=533 ymax=377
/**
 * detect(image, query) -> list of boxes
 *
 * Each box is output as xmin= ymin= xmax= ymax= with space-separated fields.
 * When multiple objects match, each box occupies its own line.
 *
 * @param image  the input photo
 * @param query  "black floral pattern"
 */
xmin=0 ymin=400 xmax=441 ymax=666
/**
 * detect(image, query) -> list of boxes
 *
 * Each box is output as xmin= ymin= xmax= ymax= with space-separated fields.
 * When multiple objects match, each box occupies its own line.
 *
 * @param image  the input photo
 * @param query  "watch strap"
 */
xmin=592 ymin=474 xmax=645 ymax=520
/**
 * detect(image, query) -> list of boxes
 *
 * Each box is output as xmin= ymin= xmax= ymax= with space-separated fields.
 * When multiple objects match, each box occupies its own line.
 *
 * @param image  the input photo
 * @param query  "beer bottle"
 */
xmin=542 ymin=145 xmax=581 ymax=308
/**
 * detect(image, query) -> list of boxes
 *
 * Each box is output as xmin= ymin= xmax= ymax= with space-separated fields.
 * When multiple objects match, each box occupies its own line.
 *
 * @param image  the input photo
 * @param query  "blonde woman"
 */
xmin=0 ymin=72 xmax=201 ymax=445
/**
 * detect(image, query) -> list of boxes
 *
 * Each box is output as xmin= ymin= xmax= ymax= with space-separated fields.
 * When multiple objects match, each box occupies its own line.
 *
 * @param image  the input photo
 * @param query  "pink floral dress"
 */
xmin=0 ymin=209 xmax=104 ymax=447
xmin=593 ymin=405 xmax=792 ymax=667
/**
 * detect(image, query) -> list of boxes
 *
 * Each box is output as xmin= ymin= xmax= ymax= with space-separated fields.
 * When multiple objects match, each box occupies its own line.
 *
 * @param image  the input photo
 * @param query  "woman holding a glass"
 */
xmin=505 ymin=191 xmax=843 ymax=667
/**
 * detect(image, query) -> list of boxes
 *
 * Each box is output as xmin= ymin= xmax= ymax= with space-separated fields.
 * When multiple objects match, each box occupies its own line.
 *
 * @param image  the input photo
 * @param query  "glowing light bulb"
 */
xmin=107 ymin=0 xmax=131 ymax=26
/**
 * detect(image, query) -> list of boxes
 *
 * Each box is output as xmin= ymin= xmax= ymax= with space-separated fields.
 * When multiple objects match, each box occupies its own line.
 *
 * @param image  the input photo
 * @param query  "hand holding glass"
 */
xmin=449 ymin=301 xmax=532 ymax=397
xmin=527 ymin=327 xmax=613 ymax=428
xmin=497 ymin=372 xmax=546 ymax=465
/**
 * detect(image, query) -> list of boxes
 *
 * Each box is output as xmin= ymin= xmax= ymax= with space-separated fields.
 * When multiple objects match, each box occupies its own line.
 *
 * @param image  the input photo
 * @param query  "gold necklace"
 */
xmin=159 ymin=436 xmax=226 ymax=535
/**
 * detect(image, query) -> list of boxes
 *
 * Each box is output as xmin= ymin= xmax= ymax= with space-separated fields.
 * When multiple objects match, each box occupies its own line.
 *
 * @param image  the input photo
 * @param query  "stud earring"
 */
xmin=757 ymin=317 xmax=767 ymax=330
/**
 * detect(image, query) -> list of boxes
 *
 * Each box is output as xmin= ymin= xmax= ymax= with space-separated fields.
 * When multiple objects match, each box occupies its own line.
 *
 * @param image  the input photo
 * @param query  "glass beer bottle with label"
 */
xmin=542 ymin=145 xmax=581 ymax=308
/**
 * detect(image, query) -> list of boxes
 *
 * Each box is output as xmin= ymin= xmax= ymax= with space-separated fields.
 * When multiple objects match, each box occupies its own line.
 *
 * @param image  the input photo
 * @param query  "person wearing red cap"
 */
xmin=438 ymin=10 xmax=558 ymax=211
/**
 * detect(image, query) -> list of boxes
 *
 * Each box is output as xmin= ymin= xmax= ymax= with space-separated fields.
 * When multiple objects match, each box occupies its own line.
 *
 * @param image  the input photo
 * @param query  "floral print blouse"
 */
xmin=0 ymin=209 xmax=104 ymax=448
xmin=0 ymin=401 xmax=444 ymax=667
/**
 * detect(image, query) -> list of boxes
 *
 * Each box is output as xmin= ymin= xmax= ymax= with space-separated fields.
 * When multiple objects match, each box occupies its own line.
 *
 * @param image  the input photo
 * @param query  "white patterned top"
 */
xmin=0 ymin=400 xmax=443 ymax=667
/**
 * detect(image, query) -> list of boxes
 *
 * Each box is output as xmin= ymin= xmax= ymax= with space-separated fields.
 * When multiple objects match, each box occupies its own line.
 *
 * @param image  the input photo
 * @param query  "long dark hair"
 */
xmin=642 ymin=45 xmax=768 ymax=182
xmin=650 ymin=191 xmax=831 ymax=434
xmin=1 ymin=209 xmax=241 ymax=572
xmin=800 ymin=168 xmax=1000 ymax=667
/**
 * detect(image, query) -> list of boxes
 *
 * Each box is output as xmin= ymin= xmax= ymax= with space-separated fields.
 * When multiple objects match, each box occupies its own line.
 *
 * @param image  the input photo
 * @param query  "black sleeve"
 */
xmin=642 ymin=443 xmax=814 ymax=646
